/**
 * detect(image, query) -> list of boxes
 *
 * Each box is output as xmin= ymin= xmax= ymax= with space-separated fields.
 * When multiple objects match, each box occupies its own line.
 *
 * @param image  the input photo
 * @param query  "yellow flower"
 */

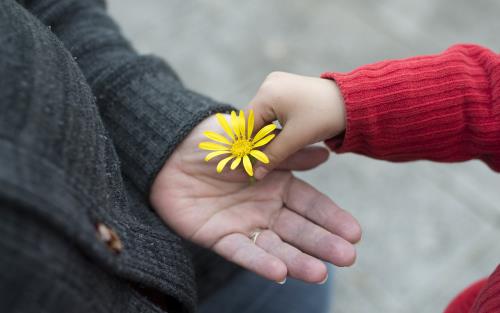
xmin=199 ymin=110 xmax=276 ymax=176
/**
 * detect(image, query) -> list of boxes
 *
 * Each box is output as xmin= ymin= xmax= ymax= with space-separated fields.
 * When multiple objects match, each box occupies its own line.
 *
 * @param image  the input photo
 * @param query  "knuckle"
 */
xmin=258 ymin=71 xmax=288 ymax=101
xmin=257 ymin=83 xmax=276 ymax=103
xmin=265 ymin=71 xmax=288 ymax=82
xmin=264 ymin=150 xmax=282 ymax=165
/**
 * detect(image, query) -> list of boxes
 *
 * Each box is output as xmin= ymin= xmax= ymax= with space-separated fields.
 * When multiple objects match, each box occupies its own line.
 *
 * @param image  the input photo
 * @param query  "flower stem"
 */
xmin=248 ymin=156 xmax=257 ymax=185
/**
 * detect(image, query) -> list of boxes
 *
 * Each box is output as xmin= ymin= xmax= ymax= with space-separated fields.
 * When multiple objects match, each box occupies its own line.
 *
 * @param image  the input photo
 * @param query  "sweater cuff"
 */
xmin=321 ymin=44 xmax=500 ymax=169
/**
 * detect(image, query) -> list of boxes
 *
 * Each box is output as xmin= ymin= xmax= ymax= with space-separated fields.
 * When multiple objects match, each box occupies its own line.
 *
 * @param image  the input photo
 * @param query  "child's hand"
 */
xmin=248 ymin=72 xmax=346 ymax=179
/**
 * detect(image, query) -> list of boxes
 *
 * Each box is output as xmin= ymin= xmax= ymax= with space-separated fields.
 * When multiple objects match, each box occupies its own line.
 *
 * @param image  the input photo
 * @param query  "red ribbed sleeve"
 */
xmin=322 ymin=44 xmax=500 ymax=172
xmin=443 ymin=278 xmax=488 ymax=313
xmin=470 ymin=265 xmax=500 ymax=313
xmin=323 ymin=45 xmax=500 ymax=312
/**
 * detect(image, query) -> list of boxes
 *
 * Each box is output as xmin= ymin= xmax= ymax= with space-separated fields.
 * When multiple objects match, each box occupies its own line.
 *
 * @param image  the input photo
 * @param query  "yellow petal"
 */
xmin=243 ymin=155 xmax=253 ymax=176
xmin=230 ymin=111 xmax=240 ymax=139
xmin=216 ymin=156 xmax=234 ymax=173
xmin=247 ymin=109 xmax=254 ymax=139
xmin=199 ymin=141 xmax=230 ymax=151
xmin=252 ymin=123 xmax=276 ymax=144
xmin=239 ymin=110 xmax=246 ymax=139
xmin=230 ymin=157 xmax=242 ymax=170
xmin=216 ymin=113 xmax=235 ymax=141
xmin=203 ymin=131 xmax=231 ymax=145
xmin=249 ymin=150 xmax=269 ymax=163
xmin=204 ymin=150 xmax=231 ymax=161
xmin=252 ymin=134 xmax=275 ymax=148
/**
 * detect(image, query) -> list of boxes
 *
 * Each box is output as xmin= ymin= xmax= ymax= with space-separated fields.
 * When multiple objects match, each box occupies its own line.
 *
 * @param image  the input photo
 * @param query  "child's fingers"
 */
xmin=254 ymin=123 xmax=312 ymax=180
xmin=246 ymin=96 xmax=277 ymax=135
xmin=247 ymin=72 xmax=294 ymax=132
xmin=276 ymin=146 xmax=330 ymax=171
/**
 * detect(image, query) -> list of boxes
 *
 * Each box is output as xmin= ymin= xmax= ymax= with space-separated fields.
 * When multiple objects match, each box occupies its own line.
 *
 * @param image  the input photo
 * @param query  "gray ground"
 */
xmin=107 ymin=1 xmax=500 ymax=312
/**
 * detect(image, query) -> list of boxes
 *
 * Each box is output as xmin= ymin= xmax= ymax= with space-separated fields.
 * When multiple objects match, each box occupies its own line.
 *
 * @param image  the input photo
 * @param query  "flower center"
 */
xmin=231 ymin=139 xmax=253 ymax=157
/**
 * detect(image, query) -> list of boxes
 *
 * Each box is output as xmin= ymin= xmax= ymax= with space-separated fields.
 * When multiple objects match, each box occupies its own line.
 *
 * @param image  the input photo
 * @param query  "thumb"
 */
xmin=254 ymin=121 xmax=312 ymax=180
xmin=247 ymin=99 xmax=277 ymax=137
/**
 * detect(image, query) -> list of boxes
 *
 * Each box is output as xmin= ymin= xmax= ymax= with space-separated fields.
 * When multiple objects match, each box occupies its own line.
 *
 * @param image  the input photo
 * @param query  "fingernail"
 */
xmin=276 ymin=277 xmax=287 ymax=285
xmin=318 ymin=274 xmax=328 ymax=285
xmin=254 ymin=167 xmax=268 ymax=180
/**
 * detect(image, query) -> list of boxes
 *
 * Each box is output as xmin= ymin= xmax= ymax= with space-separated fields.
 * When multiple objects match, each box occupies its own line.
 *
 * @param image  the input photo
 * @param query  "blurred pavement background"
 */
xmin=107 ymin=1 xmax=500 ymax=312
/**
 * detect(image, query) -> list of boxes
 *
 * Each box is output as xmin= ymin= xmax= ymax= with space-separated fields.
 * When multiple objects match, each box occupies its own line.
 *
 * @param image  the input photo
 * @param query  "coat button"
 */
xmin=96 ymin=223 xmax=123 ymax=253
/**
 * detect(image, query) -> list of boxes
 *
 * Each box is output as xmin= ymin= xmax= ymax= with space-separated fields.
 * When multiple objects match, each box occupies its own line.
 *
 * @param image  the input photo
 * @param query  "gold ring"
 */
xmin=249 ymin=229 xmax=262 ymax=244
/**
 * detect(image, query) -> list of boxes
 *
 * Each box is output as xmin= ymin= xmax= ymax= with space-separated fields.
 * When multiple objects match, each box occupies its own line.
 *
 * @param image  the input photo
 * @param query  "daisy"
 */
xmin=199 ymin=110 xmax=276 ymax=176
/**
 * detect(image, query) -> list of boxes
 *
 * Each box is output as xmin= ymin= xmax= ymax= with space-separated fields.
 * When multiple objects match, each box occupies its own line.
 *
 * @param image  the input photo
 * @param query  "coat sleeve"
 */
xmin=322 ymin=44 xmax=500 ymax=172
xmin=19 ymin=0 xmax=234 ymax=193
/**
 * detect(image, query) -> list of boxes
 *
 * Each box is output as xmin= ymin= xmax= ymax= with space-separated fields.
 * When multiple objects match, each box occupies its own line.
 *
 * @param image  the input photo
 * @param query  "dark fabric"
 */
xmin=0 ymin=1 xmax=238 ymax=312
xmin=19 ymin=0 xmax=234 ymax=194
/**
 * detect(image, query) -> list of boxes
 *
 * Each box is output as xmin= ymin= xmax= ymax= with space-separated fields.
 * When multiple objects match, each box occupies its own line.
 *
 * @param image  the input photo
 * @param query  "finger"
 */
xmin=253 ymin=123 xmax=314 ymax=180
xmin=247 ymin=90 xmax=303 ymax=178
xmin=212 ymin=233 xmax=287 ymax=283
xmin=247 ymin=91 xmax=279 ymax=135
xmin=285 ymin=178 xmax=362 ymax=244
xmin=276 ymin=146 xmax=330 ymax=171
xmin=255 ymin=229 xmax=327 ymax=283
xmin=272 ymin=208 xmax=356 ymax=267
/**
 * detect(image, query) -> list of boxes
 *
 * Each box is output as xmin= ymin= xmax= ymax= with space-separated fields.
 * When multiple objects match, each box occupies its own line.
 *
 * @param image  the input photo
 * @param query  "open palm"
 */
xmin=150 ymin=115 xmax=361 ymax=283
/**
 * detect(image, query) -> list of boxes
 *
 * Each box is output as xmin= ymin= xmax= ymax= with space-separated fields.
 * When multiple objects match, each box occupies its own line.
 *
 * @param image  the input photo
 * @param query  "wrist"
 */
xmin=322 ymin=78 xmax=346 ymax=138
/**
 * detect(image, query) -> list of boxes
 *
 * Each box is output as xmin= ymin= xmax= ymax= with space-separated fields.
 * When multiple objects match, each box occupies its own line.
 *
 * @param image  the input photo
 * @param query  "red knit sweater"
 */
xmin=322 ymin=44 xmax=500 ymax=313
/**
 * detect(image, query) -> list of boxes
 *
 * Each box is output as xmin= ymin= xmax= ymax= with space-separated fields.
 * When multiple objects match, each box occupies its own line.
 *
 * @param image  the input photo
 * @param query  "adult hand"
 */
xmin=150 ymin=115 xmax=360 ymax=284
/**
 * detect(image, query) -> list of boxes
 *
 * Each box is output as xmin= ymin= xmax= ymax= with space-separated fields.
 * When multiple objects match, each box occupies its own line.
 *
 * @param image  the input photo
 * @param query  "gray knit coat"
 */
xmin=0 ymin=0 xmax=239 ymax=312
